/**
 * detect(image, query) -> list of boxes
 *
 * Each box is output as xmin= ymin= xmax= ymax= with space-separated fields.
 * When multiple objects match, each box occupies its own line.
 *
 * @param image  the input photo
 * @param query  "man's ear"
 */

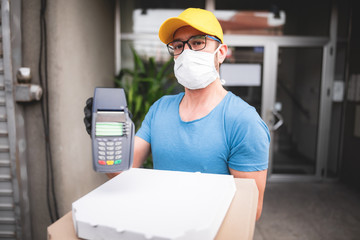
xmin=217 ymin=44 xmax=228 ymax=64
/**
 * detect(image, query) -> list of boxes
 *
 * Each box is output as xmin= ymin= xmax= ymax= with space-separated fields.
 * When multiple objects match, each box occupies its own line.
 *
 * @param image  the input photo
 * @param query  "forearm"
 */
xmin=106 ymin=172 xmax=121 ymax=179
xmin=229 ymin=168 xmax=267 ymax=221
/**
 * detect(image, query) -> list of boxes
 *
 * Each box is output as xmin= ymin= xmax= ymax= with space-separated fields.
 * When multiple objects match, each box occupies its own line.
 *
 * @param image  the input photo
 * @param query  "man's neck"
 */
xmin=183 ymin=79 xmax=227 ymax=104
xmin=179 ymin=79 xmax=228 ymax=122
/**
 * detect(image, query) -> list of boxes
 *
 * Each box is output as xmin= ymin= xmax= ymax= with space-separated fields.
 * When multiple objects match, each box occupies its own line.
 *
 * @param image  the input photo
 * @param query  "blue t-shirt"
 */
xmin=136 ymin=92 xmax=270 ymax=174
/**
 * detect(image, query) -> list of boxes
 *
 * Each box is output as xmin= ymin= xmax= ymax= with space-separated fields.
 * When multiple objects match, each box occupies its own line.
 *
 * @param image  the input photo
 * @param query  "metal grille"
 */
xmin=0 ymin=1 xmax=18 ymax=239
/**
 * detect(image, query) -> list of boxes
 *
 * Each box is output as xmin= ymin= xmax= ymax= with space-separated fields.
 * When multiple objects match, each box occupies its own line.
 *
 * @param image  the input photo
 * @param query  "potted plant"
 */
xmin=115 ymin=48 xmax=178 ymax=168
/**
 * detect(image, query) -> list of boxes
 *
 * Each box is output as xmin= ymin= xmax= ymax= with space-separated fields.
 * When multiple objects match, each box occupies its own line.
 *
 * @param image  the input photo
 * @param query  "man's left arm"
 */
xmin=229 ymin=168 xmax=267 ymax=221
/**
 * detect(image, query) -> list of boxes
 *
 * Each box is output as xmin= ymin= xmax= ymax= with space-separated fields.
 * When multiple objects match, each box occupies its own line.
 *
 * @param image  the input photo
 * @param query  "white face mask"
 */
xmin=174 ymin=45 xmax=221 ymax=90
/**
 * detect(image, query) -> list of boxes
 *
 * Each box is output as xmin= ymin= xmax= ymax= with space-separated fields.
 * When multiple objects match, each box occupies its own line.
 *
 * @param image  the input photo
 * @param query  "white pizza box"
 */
xmin=48 ymin=176 xmax=258 ymax=240
xmin=71 ymin=168 xmax=236 ymax=240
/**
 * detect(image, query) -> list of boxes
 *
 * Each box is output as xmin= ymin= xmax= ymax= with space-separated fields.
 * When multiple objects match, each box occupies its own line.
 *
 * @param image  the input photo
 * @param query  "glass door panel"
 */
xmin=221 ymin=46 xmax=264 ymax=115
xmin=272 ymin=47 xmax=323 ymax=175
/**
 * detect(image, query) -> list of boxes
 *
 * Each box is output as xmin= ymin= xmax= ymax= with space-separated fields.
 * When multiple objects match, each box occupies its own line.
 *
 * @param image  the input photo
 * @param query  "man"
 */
xmin=86 ymin=8 xmax=270 ymax=220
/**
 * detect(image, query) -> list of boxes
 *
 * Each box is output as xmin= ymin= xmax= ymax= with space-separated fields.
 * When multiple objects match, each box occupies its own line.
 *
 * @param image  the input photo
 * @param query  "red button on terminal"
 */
xmin=98 ymin=160 xmax=106 ymax=165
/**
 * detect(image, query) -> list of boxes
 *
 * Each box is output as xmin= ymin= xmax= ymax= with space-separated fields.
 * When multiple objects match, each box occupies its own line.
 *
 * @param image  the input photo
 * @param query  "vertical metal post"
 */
xmin=205 ymin=0 xmax=216 ymax=12
xmin=115 ymin=0 xmax=121 ymax=75
xmin=317 ymin=1 xmax=338 ymax=179
xmin=262 ymin=42 xmax=279 ymax=178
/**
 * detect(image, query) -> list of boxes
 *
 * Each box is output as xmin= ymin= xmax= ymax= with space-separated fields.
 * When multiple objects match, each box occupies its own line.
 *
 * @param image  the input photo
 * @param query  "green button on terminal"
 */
xmin=114 ymin=160 xmax=122 ymax=165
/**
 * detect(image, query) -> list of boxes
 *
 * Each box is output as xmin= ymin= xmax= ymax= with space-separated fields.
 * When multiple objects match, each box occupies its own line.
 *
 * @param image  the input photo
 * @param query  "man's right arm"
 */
xmin=133 ymin=136 xmax=151 ymax=168
xmin=106 ymin=136 xmax=150 ymax=179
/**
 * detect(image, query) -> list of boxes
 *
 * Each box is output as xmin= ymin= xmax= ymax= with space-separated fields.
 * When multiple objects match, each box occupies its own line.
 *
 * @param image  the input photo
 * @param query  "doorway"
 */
xmin=223 ymin=35 xmax=332 ymax=181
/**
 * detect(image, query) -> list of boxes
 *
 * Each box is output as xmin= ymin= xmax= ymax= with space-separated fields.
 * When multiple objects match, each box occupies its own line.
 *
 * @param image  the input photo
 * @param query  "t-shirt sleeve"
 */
xmin=135 ymin=103 xmax=156 ymax=144
xmin=227 ymin=108 xmax=270 ymax=172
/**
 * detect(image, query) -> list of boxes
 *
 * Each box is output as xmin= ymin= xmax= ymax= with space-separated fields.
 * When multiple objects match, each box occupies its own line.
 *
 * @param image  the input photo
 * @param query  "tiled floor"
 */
xmin=254 ymin=182 xmax=360 ymax=240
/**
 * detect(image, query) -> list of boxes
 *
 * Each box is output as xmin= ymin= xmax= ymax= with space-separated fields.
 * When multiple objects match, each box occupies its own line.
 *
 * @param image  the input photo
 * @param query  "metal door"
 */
xmin=1 ymin=0 xmax=31 ymax=239
xmin=264 ymin=39 xmax=334 ymax=181
xmin=269 ymin=44 xmax=334 ymax=181
xmin=224 ymin=35 xmax=333 ymax=181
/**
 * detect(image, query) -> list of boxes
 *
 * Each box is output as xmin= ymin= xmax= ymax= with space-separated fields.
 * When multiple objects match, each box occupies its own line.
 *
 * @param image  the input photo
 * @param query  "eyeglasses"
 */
xmin=166 ymin=35 xmax=221 ymax=56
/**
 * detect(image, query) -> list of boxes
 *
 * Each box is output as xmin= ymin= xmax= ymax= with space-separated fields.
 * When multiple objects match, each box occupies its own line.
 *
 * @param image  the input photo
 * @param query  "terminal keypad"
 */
xmin=96 ymin=138 xmax=122 ymax=166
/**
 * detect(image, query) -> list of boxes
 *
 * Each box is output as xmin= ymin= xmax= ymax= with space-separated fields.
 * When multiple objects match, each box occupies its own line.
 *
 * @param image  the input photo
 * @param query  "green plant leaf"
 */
xmin=115 ymin=47 xmax=178 ymax=168
xmin=148 ymin=57 xmax=157 ymax=78
xmin=134 ymin=95 xmax=143 ymax=115
xmin=156 ymin=57 xmax=173 ymax=81
xmin=131 ymin=47 xmax=145 ymax=74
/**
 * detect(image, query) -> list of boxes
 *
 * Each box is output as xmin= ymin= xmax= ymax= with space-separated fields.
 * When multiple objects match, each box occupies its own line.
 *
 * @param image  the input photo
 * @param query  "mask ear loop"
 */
xmin=214 ymin=44 xmax=223 ymax=55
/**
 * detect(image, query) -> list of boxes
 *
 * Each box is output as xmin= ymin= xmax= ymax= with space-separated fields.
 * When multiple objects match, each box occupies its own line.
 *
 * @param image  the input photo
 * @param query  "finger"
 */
xmin=86 ymin=97 xmax=93 ymax=106
xmin=84 ymin=107 xmax=92 ymax=118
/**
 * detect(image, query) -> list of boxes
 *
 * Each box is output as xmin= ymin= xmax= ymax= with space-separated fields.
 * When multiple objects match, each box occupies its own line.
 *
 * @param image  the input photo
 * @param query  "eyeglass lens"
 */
xmin=167 ymin=35 xmax=207 ymax=56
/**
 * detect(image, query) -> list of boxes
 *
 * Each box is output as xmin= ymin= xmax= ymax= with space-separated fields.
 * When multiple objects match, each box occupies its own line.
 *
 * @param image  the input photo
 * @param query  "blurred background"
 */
xmin=0 ymin=0 xmax=359 ymax=239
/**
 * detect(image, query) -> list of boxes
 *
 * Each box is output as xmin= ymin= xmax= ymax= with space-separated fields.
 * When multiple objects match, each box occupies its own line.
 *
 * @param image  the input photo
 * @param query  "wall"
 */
xmin=22 ymin=0 xmax=115 ymax=239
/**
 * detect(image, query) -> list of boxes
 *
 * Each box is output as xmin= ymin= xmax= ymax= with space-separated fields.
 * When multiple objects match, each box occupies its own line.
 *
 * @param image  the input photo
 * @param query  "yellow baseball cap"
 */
xmin=159 ymin=8 xmax=224 ymax=44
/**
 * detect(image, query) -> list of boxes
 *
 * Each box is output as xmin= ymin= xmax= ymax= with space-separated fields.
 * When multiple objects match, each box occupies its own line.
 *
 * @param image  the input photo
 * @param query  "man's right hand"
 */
xmin=83 ymin=97 xmax=93 ymax=136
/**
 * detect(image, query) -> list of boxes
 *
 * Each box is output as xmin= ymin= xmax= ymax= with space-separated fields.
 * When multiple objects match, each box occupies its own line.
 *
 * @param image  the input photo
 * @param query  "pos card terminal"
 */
xmin=91 ymin=88 xmax=135 ymax=172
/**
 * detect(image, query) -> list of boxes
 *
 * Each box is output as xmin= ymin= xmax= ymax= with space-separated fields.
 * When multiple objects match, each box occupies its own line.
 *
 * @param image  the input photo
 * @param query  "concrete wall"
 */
xmin=22 ymin=0 xmax=115 ymax=239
